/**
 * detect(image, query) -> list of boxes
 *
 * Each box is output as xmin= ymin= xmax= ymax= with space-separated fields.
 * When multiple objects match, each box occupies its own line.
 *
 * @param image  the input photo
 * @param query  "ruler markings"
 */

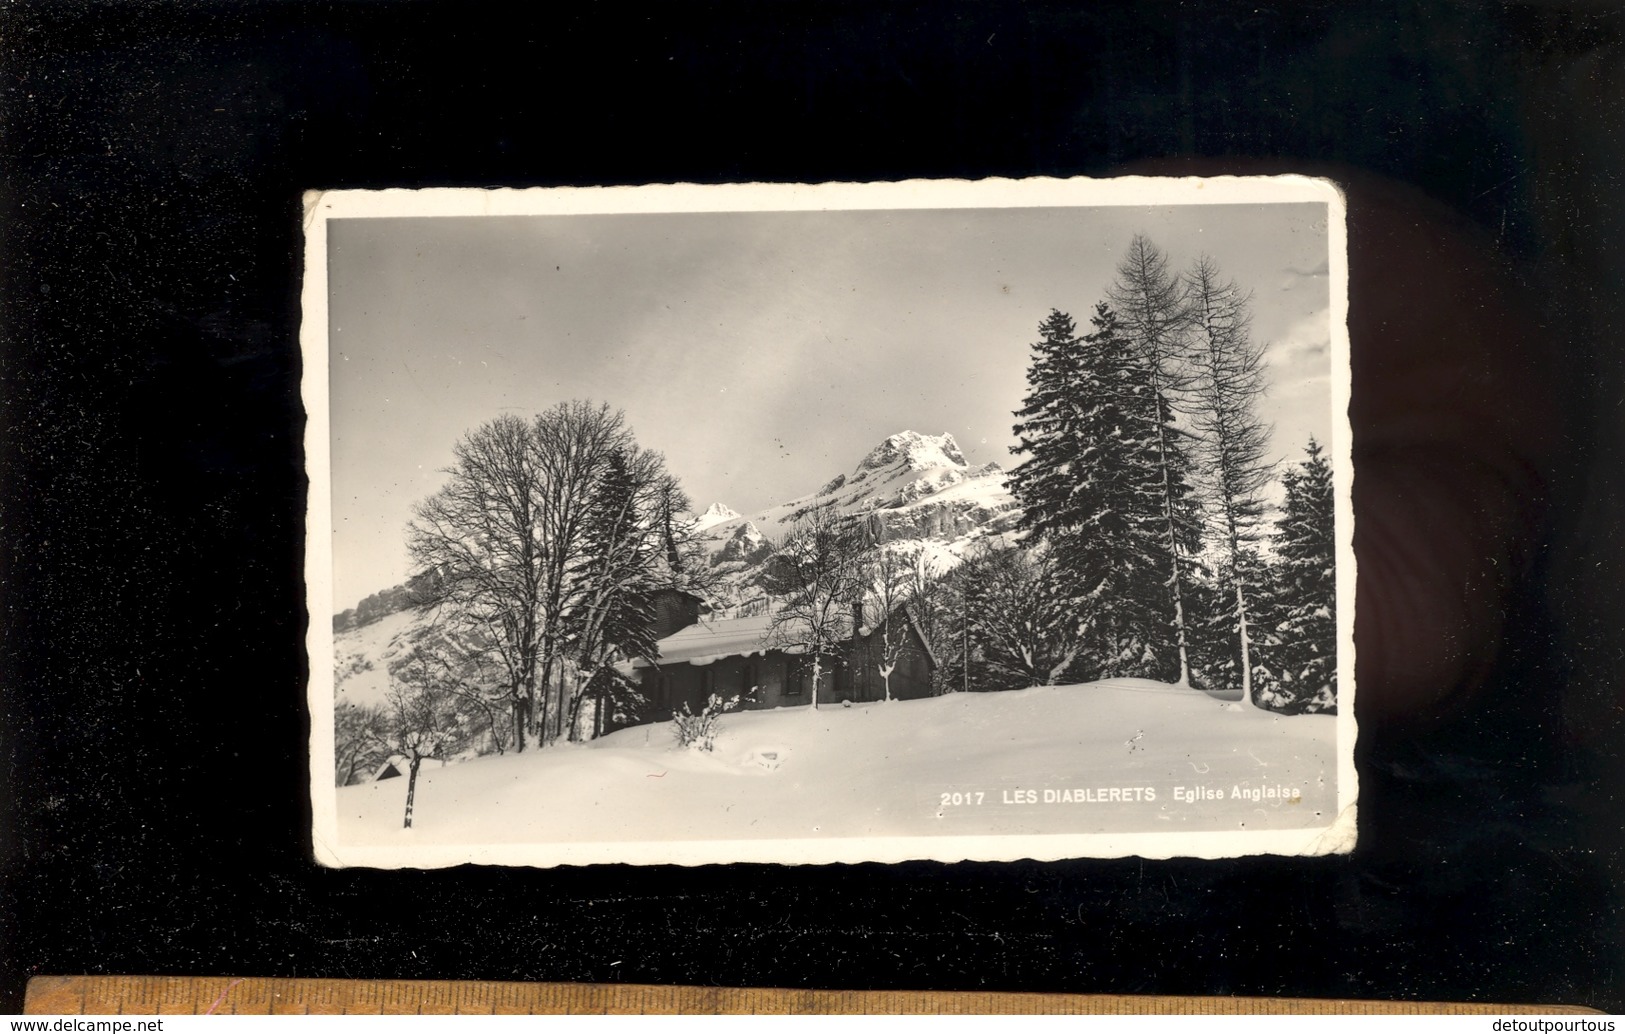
xmin=20 ymin=976 xmax=1599 ymax=1016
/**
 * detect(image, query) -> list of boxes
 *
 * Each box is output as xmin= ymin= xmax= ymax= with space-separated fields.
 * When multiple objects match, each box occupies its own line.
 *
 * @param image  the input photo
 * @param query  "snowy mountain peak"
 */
xmin=690 ymin=429 xmax=1020 ymax=596
xmin=714 ymin=520 xmax=772 ymax=566
xmin=693 ymin=502 xmax=742 ymax=531
xmin=854 ymin=431 xmax=968 ymax=475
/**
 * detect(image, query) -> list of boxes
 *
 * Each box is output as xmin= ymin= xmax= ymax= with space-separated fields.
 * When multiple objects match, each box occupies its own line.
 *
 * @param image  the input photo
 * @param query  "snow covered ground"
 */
xmin=323 ymin=678 xmax=1344 ymax=866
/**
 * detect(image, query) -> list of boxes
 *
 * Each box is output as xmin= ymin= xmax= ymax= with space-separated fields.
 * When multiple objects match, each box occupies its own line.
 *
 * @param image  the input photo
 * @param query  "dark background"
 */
xmin=3 ymin=0 xmax=1623 ymax=1013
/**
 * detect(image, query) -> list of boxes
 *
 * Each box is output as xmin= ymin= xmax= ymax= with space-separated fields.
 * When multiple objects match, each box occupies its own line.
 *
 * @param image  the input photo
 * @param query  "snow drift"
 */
xmin=325 ymin=678 xmax=1342 ymax=866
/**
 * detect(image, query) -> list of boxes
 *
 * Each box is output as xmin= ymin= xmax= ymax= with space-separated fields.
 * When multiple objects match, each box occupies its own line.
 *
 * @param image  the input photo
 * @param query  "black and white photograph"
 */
xmin=304 ymin=177 xmax=1355 ymax=868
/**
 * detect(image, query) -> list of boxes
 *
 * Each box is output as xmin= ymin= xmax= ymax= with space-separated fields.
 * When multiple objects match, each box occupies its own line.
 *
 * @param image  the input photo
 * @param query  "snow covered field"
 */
xmin=325 ymin=679 xmax=1342 ymax=865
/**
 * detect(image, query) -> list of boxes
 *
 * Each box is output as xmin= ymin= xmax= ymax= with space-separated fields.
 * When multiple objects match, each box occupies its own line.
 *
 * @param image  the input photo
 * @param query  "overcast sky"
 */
xmin=325 ymin=201 xmax=1331 ymax=607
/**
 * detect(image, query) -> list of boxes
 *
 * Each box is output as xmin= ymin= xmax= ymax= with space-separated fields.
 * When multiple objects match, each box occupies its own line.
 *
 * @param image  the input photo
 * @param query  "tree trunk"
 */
xmin=403 ymin=755 xmax=423 ymax=829
xmin=1160 ymin=512 xmax=1192 ymax=687
xmin=962 ymin=596 xmax=970 ymax=694
xmin=539 ymin=673 xmax=552 ymax=747
xmin=881 ymin=630 xmax=893 ymax=702
xmin=537 ymin=649 xmax=555 ymax=746
xmin=1235 ymin=578 xmax=1254 ymax=707
xmin=555 ymin=663 xmax=568 ymax=742
xmin=809 ymin=655 xmax=821 ymax=710
xmin=513 ymin=692 xmax=527 ymax=754
xmin=567 ymin=676 xmax=585 ymax=743
xmin=593 ymin=675 xmax=607 ymax=739
xmin=1151 ymin=379 xmax=1192 ymax=687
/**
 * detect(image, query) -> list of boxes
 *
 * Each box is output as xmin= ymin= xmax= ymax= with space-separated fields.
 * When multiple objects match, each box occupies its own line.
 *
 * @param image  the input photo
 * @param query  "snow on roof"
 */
xmin=372 ymin=756 xmax=407 ymax=781
xmin=633 ymin=612 xmax=779 ymax=668
xmin=632 ymin=609 xmax=859 ymax=668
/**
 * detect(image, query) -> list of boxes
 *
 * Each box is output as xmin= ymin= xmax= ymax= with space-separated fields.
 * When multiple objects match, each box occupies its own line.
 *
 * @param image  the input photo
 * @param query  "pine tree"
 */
xmin=1107 ymin=236 xmax=1204 ymax=685
xmin=1008 ymin=302 xmax=1197 ymax=681
xmin=1267 ymin=439 xmax=1337 ymax=713
xmin=1189 ymin=546 xmax=1278 ymax=697
xmin=1186 ymin=256 xmax=1274 ymax=705
xmin=1009 ymin=308 xmax=1086 ymax=542
xmin=567 ymin=446 xmax=664 ymax=740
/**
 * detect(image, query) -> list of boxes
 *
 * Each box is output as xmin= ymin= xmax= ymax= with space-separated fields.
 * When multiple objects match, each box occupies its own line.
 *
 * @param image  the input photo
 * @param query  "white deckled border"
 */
xmin=301 ymin=176 xmax=1355 ymax=869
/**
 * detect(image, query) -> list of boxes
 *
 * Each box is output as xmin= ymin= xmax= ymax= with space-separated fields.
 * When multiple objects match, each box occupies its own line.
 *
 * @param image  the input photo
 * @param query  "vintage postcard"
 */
xmin=303 ymin=176 xmax=1356 ymax=868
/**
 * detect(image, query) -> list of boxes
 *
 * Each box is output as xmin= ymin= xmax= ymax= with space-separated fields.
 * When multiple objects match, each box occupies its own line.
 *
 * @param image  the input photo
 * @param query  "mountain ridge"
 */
xmin=694 ymin=429 xmax=1018 ymax=594
xmin=334 ymin=429 xmax=1020 ymax=632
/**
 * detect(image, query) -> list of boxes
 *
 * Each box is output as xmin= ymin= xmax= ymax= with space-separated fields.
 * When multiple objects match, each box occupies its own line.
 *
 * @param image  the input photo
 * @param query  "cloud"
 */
xmin=1285 ymin=338 xmax=1330 ymax=361
xmin=1265 ymin=308 xmax=1333 ymax=373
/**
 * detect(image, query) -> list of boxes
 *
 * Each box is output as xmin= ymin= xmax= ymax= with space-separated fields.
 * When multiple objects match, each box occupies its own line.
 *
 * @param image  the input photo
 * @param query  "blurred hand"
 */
xmin=1344 ymin=171 xmax=1555 ymax=721
xmin=1129 ymin=160 xmax=1559 ymax=723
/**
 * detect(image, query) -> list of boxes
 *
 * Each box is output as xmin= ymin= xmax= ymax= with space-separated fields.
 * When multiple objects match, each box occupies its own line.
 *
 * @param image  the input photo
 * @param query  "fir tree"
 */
xmin=1008 ymin=301 xmax=1198 ymax=681
xmin=1009 ymin=308 xmax=1086 ymax=542
xmin=567 ymin=446 xmax=664 ymax=739
xmin=1186 ymin=256 xmax=1274 ymax=705
xmin=1267 ymin=439 xmax=1337 ymax=713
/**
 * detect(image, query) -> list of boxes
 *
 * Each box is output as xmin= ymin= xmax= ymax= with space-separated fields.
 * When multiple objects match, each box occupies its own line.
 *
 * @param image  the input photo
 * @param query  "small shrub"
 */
xmin=673 ymin=693 xmax=741 ymax=752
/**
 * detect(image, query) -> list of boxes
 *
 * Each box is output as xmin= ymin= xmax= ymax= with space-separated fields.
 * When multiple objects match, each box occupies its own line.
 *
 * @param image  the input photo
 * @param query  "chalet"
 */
xmin=649 ymin=587 xmax=705 ymax=639
xmin=630 ymin=600 xmax=937 ymax=719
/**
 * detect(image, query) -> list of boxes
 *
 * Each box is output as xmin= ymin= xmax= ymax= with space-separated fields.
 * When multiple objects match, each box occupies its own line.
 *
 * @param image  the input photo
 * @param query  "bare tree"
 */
xmin=960 ymin=542 xmax=1085 ymax=689
xmin=1107 ymin=235 xmax=1204 ymax=686
xmin=334 ymin=702 xmax=390 ymax=786
xmin=862 ymin=543 xmax=915 ymax=702
xmin=1186 ymin=256 xmax=1275 ymax=706
xmin=381 ymin=652 xmax=473 ymax=829
xmin=408 ymin=413 xmax=546 ymax=752
xmin=762 ymin=504 xmax=870 ymax=710
xmin=654 ymin=474 xmax=718 ymax=596
xmin=900 ymin=546 xmax=957 ymax=694
xmin=529 ymin=401 xmax=635 ymax=744
xmin=404 ymin=630 xmax=511 ymax=755
xmin=407 ymin=401 xmax=656 ymax=751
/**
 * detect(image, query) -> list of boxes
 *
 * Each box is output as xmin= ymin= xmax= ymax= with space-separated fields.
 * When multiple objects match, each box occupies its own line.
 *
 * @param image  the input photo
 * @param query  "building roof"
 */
xmin=632 ymin=609 xmax=861 ymax=668
xmin=629 ymin=602 xmax=946 ymax=671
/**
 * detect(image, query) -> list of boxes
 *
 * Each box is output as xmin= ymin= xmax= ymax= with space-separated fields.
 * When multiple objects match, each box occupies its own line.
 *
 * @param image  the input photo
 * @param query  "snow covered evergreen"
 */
xmin=1011 ymin=304 xmax=1180 ymax=680
xmin=1263 ymin=438 xmax=1338 ymax=713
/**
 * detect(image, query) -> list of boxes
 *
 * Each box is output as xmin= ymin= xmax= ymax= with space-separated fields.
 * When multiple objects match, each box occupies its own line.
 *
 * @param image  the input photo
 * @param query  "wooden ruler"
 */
xmin=22 ymin=976 xmax=1598 ymax=1015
